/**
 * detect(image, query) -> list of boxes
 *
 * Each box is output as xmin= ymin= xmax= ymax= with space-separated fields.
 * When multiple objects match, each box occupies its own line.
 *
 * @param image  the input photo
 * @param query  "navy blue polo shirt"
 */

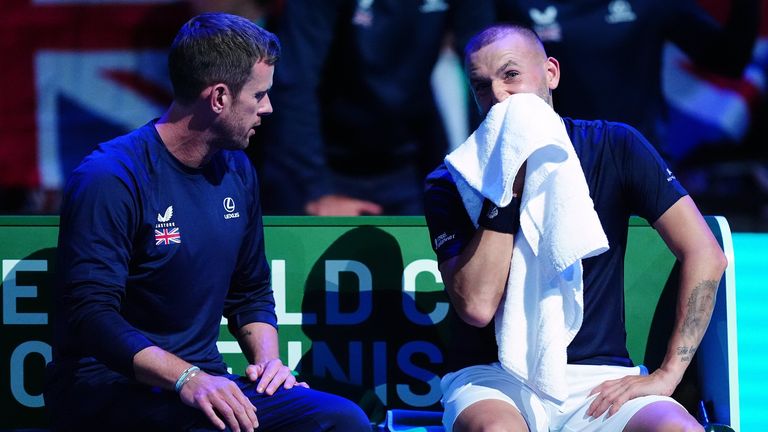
xmin=424 ymin=118 xmax=687 ymax=369
xmin=50 ymin=121 xmax=276 ymax=385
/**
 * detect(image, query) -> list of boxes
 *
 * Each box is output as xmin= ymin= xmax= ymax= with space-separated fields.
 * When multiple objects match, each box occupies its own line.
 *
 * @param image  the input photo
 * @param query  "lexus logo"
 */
xmin=223 ymin=197 xmax=236 ymax=213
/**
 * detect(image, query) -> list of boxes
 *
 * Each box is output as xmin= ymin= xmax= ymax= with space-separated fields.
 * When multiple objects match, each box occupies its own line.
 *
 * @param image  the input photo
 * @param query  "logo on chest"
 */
xmin=155 ymin=205 xmax=181 ymax=245
xmin=223 ymin=197 xmax=240 ymax=220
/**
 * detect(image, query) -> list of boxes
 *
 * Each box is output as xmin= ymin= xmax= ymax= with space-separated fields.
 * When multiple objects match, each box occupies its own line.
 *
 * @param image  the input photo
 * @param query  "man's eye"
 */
xmin=504 ymin=70 xmax=518 ymax=79
xmin=255 ymin=91 xmax=267 ymax=101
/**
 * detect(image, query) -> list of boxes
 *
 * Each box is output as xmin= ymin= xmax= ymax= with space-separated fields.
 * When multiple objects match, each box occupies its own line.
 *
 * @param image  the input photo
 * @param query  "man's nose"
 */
xmin=259 ymin=94 xmax=273 ymax=116
xmin=491 ymin=81 xmax=512 ymax=104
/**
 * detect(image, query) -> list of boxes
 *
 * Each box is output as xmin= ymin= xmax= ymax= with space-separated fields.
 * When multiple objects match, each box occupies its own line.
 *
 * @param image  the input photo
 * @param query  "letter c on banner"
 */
xmin=10 ymin=341 xmax=51 ymax=408
xmin=403 ymin=259 xmax=448 ymax=325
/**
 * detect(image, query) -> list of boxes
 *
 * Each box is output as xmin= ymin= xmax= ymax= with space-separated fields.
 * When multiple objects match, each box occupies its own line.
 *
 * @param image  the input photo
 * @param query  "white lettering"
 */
xmin=402 ymin=260 xmax=448 ymax=325
xmin=396 ymin=341 xmax=442 ymax=407
xmin=287 ymin=340 xmax=303 ymax=370
xmin=2 ymin=259 xmax=48 ymax=325
xmin=10 ymin=341 xmax=51 ymax=408
xmin=272 ymin=260 xmax=316 ymax=325
xmin=434 ymin=232 xmax=455 ymax=249
xmin=216 ymin=341 xmax=241 ymax=354
xmin=325 ymin=260 xmax=372 ymax=325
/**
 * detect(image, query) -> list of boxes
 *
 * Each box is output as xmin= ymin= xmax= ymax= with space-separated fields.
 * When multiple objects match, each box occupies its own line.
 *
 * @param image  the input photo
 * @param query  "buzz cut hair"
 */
xmin=463 ymin=23 xmax=546 ymax=69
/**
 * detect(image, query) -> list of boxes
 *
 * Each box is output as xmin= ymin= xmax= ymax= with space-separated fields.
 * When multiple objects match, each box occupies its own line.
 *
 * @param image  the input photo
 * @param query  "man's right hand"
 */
xmin=305 ymin=194 xmax=383 ymax=216
xmin=179 ymin=371 xmax=259 ymax=432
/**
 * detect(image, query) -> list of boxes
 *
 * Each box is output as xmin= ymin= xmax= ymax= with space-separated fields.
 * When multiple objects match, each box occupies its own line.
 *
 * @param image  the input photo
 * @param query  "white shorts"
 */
xmin=440 ymin=362 xmax=684 ymax=432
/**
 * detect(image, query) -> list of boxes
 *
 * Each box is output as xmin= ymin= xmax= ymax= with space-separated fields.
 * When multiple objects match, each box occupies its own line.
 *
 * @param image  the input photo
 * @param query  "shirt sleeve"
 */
xmin=423 ymin=167 xmax=476 ymax=264
xmin=56 ymin=159 xmax=153 ymax=378
xmin=224 ymin=166 xmax=277 ymax=334
xmin=610 ymin=123 xmax=688 ymax=224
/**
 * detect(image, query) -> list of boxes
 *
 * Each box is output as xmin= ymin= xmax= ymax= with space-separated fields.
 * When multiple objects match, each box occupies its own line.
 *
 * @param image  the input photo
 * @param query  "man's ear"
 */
xmin=210 ymin=83 xmax=229 ymax=114
xmin=546 ymin=56 xmax=560 ymax=90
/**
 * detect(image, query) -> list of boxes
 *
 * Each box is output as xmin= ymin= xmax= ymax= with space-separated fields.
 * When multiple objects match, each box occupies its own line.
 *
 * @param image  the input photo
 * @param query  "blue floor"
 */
xmin=733 ymin=233 xmax=767 ymax=432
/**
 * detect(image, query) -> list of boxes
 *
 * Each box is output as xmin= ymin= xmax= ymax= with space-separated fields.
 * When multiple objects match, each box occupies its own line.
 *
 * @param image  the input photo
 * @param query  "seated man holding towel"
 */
xmin=424 ymin=24 xmax=727 ymax=432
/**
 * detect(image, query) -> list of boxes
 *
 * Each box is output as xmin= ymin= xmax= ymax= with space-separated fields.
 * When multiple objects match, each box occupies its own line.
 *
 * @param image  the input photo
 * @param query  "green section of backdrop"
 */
xmin=0 ymin=215 xmax=674 ymax=428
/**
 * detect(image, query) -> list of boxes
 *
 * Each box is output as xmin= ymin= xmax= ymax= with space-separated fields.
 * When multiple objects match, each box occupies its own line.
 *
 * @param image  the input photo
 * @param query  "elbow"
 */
xmin=689 ymin=243 xmax=728 ymax=280
xmin=705 ymin=241 xmax=728 ymax=276
xmin=446 ymin=270 xmax=506 ymax=328
xmin=714 ymin=247 xmax=728 ymax=276
xmin=455 ymin=299 xmax=498 ymax=328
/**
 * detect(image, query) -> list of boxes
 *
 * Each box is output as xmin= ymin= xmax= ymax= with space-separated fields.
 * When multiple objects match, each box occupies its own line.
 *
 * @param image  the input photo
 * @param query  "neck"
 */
xmin=155 ymin=102 xmax=218 ymax=168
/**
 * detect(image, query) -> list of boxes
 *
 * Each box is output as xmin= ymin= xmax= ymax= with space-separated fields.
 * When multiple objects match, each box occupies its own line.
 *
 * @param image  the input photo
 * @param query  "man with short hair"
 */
xmin=45 ymin=13 xmax=371 ymax=432
xmin=424 ymin=24 xmax=727 ymax=431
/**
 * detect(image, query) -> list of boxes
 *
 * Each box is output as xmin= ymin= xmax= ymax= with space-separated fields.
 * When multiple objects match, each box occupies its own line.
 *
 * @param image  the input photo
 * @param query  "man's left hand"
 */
xmin=586 ymin=369 xmax=679 ymax=418
xmin=245 ymin=359 xmax=309 ymax=395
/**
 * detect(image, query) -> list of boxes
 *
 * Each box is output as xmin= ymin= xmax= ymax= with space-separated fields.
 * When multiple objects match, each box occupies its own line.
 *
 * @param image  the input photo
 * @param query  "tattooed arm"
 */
xmin=653 ymin=196 xmax=726 ymax=379
xmin=675 ymin=280 xmax=719 ymax=362
xmin=587 ymin=196 xmax=727 ymax=418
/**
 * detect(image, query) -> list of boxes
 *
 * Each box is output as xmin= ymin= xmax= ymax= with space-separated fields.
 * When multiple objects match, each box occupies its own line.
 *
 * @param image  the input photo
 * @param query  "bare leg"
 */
xmin=453 ymin=399 xmax=530 ymax=432
xmin=623 ymin=401 xmax=704 ymax=432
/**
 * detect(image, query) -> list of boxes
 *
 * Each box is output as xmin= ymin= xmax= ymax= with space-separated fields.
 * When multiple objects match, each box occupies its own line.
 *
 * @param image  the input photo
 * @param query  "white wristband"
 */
xmin=174 ymin=366 xmax=200 ymax=393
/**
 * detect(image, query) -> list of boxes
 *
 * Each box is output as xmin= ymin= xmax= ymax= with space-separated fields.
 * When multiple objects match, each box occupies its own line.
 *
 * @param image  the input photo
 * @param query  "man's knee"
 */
xmin=453 ymin=400 xmax=529 ymax=432
xmin=249 ymin=386 xmax=370 ymax=431
xmin=308 ymin=392 xmax=371 ymax=431
xmin=624 ymin=401 xmax=704 ymax=432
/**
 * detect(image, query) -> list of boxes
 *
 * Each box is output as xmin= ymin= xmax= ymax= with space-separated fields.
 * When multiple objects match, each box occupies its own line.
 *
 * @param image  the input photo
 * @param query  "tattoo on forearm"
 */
xmin=676 ymin=345 xmax=698 ymax=362
xmin=681 ymin=279 xmax=718 ymax=338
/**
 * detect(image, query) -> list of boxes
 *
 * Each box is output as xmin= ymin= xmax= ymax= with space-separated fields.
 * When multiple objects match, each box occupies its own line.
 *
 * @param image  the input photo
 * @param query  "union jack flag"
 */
xmin=662 ymin=0 xmax=768 ymax=161
xmin=0 ymin=0 xmax=191 ymax=203
xmin=155 ymin=227 xmax=181 ymax=245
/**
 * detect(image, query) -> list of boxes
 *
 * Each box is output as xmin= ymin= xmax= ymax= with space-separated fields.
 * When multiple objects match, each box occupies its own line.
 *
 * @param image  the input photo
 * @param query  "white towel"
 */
xmin=445 ymin=93 xmax=609 ymax=403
